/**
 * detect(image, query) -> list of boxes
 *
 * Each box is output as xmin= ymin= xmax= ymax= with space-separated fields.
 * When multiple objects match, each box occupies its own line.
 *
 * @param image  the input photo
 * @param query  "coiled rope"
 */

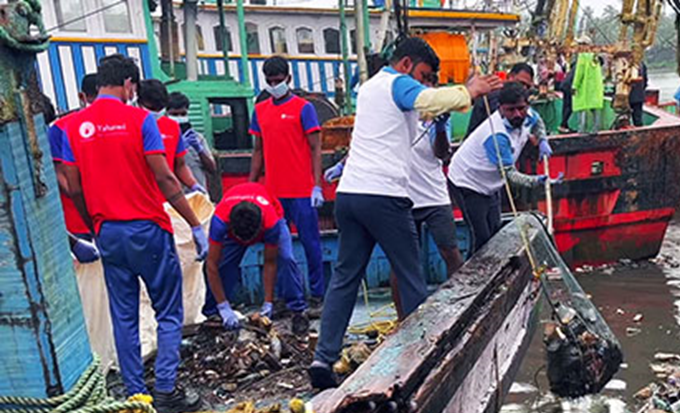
xmin=0 ymin=356 xmax=156 ymax=413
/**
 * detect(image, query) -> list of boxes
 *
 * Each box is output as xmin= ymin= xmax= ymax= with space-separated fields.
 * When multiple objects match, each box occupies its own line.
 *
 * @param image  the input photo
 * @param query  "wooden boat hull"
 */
xmin=310 ymin=214 xmax=546 ymax=413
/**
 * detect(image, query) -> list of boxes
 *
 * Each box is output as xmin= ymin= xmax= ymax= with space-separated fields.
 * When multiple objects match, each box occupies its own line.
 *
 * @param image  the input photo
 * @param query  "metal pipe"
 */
xmin=375 ymin=0 xmax=392 ymax=52
xmin=216 ymin=0 xmax=231 ymax=79
xmin=237 ymin=0 xmax=251 ymax=87
xmin=340 ymin=0 xmax=353 ymax=113
xmin=184 ymin=0 xmax=199 ymax=81
xmin=355 ymin=0 xmax=369 ymax=83
xmin=564 ymin=0 xmax=579 ymax=45
xmin=362 ymin=0 xmax=371 ymax=52
xmin=145 ymin=0 xmax=170 ymax=81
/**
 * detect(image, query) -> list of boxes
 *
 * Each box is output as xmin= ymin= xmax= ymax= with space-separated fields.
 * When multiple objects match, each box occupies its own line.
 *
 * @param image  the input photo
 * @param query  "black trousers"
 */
xmin=631 ymin=102 xmax=644 ymax=127
xmin=448 ymin=181 xmax=501 ymax=254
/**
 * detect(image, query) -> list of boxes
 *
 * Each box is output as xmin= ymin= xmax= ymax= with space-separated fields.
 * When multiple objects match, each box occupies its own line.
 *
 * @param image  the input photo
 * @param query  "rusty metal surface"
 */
xmin=0 ymin=0 xmax=50 ymax=124
xmin=311 ymin=215 xmax=548 ymax=413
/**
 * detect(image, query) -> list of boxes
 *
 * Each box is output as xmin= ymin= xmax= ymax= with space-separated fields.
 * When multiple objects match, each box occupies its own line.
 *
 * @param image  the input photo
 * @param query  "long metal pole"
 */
xmin=143 ymin=0 xmax=170 ymax=81
xmin=216 ymin=0 xmax=231 ymax=79
xmin=237 ymin=0 xmax=251 ymax=86
xmin=355 ymin=0 xmax=369 ymax=83
xmin=362 ymin=0 xmax=371 ymax=51
xmin=340 ymin=0 xmax=353 ymax=113
xmin=184 ymin=0 xmax=199 ymax=81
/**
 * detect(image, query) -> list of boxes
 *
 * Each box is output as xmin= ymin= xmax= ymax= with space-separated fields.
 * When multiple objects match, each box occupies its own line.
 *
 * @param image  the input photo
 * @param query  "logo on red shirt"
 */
xmin=80 ymin=122 xmax=96 ymax=139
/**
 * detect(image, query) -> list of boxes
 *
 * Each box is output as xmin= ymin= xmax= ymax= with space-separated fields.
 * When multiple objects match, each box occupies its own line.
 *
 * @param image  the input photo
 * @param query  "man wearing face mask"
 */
xmin=61 ymin=54 xmax=207 ymax=412
xmin=166 ymin=92 xmax=217 ymax=193
xmin=248 ymin=56 xmax=326 ymax=308
xmin=309 ymin=37 xmax=502 ymax=390
xmin=448 ymin=82 xmax=562 ymax=253
xmin=138 ymin=80 xmax=205 ymax=194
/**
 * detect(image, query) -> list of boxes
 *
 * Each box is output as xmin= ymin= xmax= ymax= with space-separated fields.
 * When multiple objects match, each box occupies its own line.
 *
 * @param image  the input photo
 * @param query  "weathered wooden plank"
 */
xmin=312 ymin=215 xmax=546 ymax=413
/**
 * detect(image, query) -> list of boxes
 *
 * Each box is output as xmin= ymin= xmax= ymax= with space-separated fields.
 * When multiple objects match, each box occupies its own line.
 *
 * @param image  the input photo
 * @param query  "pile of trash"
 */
xmin=177 ymin=315 xmax=315 ymax=406
xmin=634 ymin=353 xmax=680 ymax=412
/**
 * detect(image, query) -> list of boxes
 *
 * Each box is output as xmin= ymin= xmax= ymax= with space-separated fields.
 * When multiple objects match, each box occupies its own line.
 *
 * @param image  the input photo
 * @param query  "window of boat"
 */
xmin=296 ymin=28 xmax=315 ymax=54
xmin=250 ymin=0 xmax=267 ymax=4
xmin=213 ymin=25 xmax=233 ymax=52
xmin=101 ymin=0 xmax=132 ymax=33
xmin=269 ymin=27 xmax=288 ymax=54
xmin=323 ymin=28 xmax=340 ymax=54
xmin=54 ymin=0 xmax=87 ymax=32
xmin=246 ymin=22 xmax=260 ymax=54
xmin=182 ymin=23 xmax=206 ymax=51
xmin=350 ymin=29 xmax=357 ymax=54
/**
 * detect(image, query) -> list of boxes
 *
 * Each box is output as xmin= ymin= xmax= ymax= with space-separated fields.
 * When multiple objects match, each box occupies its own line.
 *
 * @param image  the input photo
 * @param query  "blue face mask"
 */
xmin=150 ymin=110 xmax=165 ymax=120
xmin=169 ymin=115 xmax=189 ymax=124
xmin=266 ymin=81 xmax=289 ymax=99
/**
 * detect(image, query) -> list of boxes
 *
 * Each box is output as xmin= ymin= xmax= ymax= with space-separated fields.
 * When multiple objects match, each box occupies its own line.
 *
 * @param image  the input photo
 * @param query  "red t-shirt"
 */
xmin=248 ymin=95 xmax=321 ymax=198
xmin=209 ymin=182 xmax=283 ymax=246
xmin=157 ymin=115 xmax=187 ymax=169
xmin=48 ymin=114 xmax=91 ymax=235
xmin=62 ymin=96 xmax=172 ymax=234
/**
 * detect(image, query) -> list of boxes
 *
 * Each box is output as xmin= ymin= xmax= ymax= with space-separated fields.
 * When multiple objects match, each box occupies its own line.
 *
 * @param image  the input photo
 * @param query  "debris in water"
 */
xmin=634 ymin=313 xmax=644 ymax=322
xmin=626 ymin=327 xmax=642 ymax=337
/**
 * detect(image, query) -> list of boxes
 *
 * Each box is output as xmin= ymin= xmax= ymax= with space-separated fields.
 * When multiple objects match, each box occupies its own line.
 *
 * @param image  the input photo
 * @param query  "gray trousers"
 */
xmin=314 ymin=192 xmax=429 ymax=364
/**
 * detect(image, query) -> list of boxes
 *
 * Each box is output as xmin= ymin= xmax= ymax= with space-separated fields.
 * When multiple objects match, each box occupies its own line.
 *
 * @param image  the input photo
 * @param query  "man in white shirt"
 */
xmin=448 ymin=81 xmax=560 ymax=253
xmin=309 ymin=37 xmax=501 ymax=389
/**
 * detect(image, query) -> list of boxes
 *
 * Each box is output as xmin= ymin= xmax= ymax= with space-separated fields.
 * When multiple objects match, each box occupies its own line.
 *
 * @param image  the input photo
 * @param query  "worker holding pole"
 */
xmin=309 ymin=37 xmax=502 ymax=390
xmin=61 ymin=54 xmax=207 ymax=412
xmin=448 ymin=82 xmax=561 ymax=253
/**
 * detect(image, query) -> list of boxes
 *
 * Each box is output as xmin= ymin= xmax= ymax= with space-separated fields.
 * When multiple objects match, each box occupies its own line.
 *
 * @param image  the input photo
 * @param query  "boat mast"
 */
xmin=237 ymin=0 xmax=251 ymax=87
xmin=340 ymin=0 xmax=353 ymax=113
xmin=216 ymin=0 xmax=232 ymax=79
xmin=184 ymin=0 xmax=199 ymax=81
xmin=355 ymin=0 xmax=370 ymax=84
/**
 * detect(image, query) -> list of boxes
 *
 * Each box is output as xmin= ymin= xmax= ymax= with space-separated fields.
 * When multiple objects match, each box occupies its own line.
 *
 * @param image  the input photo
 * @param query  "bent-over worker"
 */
xmin=448 ymin=82 xmax=561 ymax=253
xmin=204 ymin=182 xmax=309 ymax=334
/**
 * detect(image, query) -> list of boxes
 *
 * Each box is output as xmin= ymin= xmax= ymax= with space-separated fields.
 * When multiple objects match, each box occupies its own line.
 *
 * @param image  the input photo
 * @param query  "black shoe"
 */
xmin=307 ymin=296 xmax=324 ymax=320
xmin=153 ymin=386 xmax=203 ymax=413
xmin=291 ymin=312 xmax=310 ymax=336
xmin=308 ymin=362 xmax=338 ymax=390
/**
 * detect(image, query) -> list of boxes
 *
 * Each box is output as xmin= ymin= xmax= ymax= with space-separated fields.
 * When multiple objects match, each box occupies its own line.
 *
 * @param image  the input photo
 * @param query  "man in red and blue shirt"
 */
xmin=47 ymin=73 xmax=101 ymax=263
xmin=137 ymin=79 xmax=206 ymax=196
xmin=204 ymin=182 xmax=307 ymax=333
xmin=248 ymin=56 xmax=325 ymax=305
xmin=61 ymin=55 xmax=206 ymax=412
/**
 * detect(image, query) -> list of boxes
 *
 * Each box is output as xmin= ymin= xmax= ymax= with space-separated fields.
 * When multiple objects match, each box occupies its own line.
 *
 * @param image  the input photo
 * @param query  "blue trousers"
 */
xmin=202 ymin=220 xmax=307 ymax=316
xmin=315 ymin=193 xmax=428 ymax=365
xmin=279 ymin=198 xmax=324 ymax=298
xmin=97 ymin=221 xmax=183 ymax=395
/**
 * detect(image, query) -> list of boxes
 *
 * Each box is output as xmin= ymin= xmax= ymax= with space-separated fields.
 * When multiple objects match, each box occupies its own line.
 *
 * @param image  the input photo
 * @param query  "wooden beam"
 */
xmin=311 ymin=214 xmax=547 ymax=413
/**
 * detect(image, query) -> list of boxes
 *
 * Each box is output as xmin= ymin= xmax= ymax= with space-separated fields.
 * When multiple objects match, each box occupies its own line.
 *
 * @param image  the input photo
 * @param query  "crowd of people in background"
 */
xmin=43 ymin=34 xmax=654 ymax=409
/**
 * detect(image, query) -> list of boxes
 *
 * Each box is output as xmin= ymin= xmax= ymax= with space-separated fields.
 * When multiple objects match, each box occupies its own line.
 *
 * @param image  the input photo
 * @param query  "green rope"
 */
xmin=0 ymin=356 xmax=157 ymax=413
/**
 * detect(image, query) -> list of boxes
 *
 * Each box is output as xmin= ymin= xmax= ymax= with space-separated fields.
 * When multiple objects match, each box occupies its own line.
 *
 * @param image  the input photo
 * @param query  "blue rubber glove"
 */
xmin=538 ymin=172 xmax=565 ymax=185
xmin=183 ymin=129 xmax=206 ymax=154
xmin=260 ymin=301 xmax=273 ymax=319
xmin=72 ymin=239 xmax=100 ymax=263
xmin=538 ymin=139 xmax=553 ymax=159
xmin=190 ymin=183 xmax=207 ymax=194
xmin=434 ymin=113 xmax=450 ymax=133
xmin=311 ymin=185 xmax=324 ymax=208
xmin=191 ymin=225 xmax=208 ymax=261
xmin=217 ymin=301 xmax=241 ymax=330
xmin=323 ymin=162 xmax=344 ymax=183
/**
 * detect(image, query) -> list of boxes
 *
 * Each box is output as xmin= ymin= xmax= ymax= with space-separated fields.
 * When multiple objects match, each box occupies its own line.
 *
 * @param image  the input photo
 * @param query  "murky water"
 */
xmin=501 ymin=220 xmax=680 ymax=413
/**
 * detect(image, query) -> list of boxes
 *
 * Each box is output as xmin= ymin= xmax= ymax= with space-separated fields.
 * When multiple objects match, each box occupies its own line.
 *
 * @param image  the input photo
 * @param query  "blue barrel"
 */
xmin=0 ymin=115 xmax=92 ymax=397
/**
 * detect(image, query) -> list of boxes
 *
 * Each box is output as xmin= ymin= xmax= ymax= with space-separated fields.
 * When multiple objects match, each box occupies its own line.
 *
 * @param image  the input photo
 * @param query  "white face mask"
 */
xmin=169 ymin=115 xmax=189 ymax=124
xmin=266 ymin=81 xmax=289 ymax=99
